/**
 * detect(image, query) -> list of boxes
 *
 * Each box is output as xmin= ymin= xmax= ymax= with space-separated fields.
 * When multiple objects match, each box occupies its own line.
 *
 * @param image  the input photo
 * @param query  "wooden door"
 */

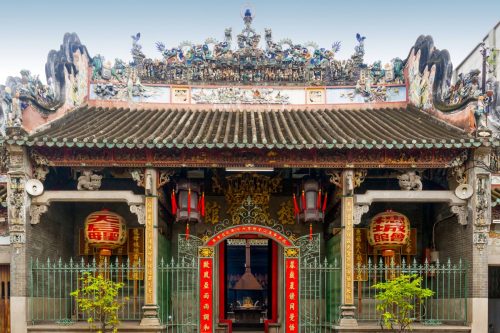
xmin=0 ymin=265 xmax=9 ymax=333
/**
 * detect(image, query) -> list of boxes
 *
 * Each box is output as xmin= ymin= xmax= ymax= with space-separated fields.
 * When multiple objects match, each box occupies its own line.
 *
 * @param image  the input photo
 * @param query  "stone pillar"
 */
xmin=468 ymin=148 xmax=492 ymax=333
xmin=7 ymin=144 xmax=30 ymax=333
xmin=140 ymin=168 xmax=161 ymax=326
xmin=339 ymin=170 xmax=357 ymax=327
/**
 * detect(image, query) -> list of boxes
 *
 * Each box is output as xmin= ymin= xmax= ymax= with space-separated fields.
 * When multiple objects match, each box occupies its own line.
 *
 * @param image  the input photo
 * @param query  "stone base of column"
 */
xmin=338 ymin=304 xmax=358 ymax=327
xmin=140 ymin=304 xmax=161 ymax=326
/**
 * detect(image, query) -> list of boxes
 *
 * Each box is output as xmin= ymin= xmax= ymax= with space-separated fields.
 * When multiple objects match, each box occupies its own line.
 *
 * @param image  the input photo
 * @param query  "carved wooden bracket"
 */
xmin=449 ymin=205 xmax=467 ymax=226
xmin=30 ymin=203 xmax=49 ymax=225
xmin=353 ymin=204 xmax=369 ymax=225
xmin=130 ymin=204 xmax=145 ymax=225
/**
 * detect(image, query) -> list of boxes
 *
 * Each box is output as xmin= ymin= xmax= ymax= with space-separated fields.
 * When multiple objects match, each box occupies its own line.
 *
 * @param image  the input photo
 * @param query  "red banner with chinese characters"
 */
xmin=200 ymin=258 xmax=213 ymax=333
xmin=285 ymin=258 xmax=299 ymax=333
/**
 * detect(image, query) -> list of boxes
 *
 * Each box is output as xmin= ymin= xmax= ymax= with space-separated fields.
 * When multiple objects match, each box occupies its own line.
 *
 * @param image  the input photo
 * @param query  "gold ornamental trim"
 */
xmin=145 ymin=196 xmax=154 ymax=304
xmin=284 ymin=247 xmax=300 ymax=258
xmin=343 ymin=196 xmax=354 ymax=305
xmin=199 ymin=247 xmax=215 ymax=258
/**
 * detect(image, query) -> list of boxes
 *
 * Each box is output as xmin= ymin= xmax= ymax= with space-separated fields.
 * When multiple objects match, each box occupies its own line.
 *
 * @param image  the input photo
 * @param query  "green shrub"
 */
xmin=71 ymin=272 xmax=127 ymax=333
xmin=372 ymin=274 xmax=434 ymax=332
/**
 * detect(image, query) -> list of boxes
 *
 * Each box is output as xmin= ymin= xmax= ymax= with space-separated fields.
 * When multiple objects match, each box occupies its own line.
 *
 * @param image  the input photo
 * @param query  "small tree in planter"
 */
xmin=71 ymin=272 xmax=127 ymax=333
xmin=372 ymin=274 xmax=434 ymax=333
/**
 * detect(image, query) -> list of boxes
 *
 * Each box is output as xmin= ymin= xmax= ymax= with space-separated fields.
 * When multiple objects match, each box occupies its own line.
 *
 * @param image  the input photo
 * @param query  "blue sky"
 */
xmin=0 ymin=0 xmax=498 ymax=83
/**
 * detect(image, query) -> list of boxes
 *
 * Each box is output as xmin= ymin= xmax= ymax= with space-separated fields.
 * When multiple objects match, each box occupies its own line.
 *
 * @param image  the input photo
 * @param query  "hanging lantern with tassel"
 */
xmin=292 ymin=179 xmax=326 ymax=240
xmin=171 ymin=179 xmax=202 ymax=240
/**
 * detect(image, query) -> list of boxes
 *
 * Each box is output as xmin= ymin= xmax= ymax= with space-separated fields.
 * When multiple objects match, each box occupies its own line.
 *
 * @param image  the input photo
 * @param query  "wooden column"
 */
xmin=140 ymin=168 xmax=160 ymax=326
xmin=339 ymin=170 xmax=357 ymax=327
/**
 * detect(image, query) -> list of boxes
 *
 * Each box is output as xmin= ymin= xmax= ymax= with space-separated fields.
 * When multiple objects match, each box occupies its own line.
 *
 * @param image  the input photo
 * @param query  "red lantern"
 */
xmin=368 ymin=210 xmax=410 ymax=250
xmin=173 ymin=180 xmax=202 ymax=239
xmin=174 ymin=180 xmax=201 ymax=223
xmin=84 ymin=209 xmax=127 ymax=256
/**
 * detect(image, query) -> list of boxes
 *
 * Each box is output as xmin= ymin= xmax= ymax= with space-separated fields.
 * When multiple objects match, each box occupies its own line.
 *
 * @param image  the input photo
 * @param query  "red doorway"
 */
xmin=218 ymin=236 xmax=278 ymax=333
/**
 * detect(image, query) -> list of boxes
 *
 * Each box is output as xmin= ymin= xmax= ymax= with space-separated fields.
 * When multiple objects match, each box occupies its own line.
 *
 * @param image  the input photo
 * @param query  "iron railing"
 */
xmin=299 ymin=258 xmax=342 ymax=332
xmin=354 ymin=258 xmax=468 ymax=325
xmin=29 ymin=258 xmax=144 ymax=324
xmin=158 ymin=257 xmax=199 ymax=332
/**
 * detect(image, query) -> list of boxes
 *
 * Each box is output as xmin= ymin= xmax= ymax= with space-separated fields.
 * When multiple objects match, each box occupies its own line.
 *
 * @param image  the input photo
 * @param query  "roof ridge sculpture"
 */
xmin=88 ymin=7 xmax=405 ymax=88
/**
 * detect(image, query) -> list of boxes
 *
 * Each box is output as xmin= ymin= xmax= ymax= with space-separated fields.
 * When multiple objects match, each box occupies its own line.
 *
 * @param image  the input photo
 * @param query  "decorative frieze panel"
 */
xmin=473 ymin=173 xmax=491 ymax=250
xmin=88 ymin=83 xmax=407 ymax=105
xmin=32 ymin=147 xmax=469 ymax=169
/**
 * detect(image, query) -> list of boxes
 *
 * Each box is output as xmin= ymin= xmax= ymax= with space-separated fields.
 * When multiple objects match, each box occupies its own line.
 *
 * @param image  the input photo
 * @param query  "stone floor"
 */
xmin=27 ymin=322 xmax=472 ymax=333
xmin=27 ymin=321 xmax=164 ymax=332
xmin=333 ymin=322 xmax=471 ymax=332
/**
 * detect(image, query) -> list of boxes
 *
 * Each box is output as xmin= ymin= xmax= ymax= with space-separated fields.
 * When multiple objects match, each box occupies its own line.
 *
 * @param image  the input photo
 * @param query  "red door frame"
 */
xmin=218 ymin=237 xmax=279 ymax=333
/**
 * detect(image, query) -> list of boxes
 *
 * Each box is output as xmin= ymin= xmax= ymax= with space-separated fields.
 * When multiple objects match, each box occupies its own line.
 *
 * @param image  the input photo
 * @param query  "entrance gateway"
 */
xmin=174 ymin=221 xmax=333 ymax=333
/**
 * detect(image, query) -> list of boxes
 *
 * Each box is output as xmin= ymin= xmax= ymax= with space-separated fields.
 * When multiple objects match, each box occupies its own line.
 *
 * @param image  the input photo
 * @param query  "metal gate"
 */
xmin=0 ymin=265 xmax=9 ymax=333
xmin=297 ymin=234 xmax=341 ymax=333
xmin=158 ymin=234 xmax=200 ymax=332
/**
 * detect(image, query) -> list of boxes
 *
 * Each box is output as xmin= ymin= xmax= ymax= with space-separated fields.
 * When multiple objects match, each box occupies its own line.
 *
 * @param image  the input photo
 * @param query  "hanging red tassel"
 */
xmin=309 ymin=223 xmax=313 ymax=240
xmin=201 ymin=192 xmax=205 ymax=217
xmin=187 ymin=188 xmax=191 ymax=217
xmin=301 ymin=190 xmax=306 ymax=210
xmin=292 ymin=194 xmax=299 ymax=217
xmin=322 ymin=192 xmax=328 ymax=213
xmin=317 ymin=189 xmax=322 ymax=209
xmin=185 ymin=223 xmax=190 ymax=240
xmin=171 ymin=190 xmax=177 ymax=215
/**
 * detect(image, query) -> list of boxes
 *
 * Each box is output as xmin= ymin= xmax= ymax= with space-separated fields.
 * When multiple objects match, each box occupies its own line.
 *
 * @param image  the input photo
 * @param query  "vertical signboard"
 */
xmin=284 ymin=248 xmax=299 ymax=333
xmin=199 ymin=247 xmax=214 ymax=333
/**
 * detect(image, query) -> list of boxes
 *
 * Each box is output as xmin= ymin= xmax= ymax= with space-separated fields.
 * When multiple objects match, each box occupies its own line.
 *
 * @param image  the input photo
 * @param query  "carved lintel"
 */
xmin=130 ymin=204 xmax=145 ymax=225
xmin=130 ymin=168 xmax=145 ymax=187
xmin=30 ymin=204 xmax=49 ymax=225
xmin=450 ymin=205 xmax=467 ymax=225
xmin=353 ymin=204 xmax=369 ymax=225
xmin=158 ymin=169 xmax=174 ymax=189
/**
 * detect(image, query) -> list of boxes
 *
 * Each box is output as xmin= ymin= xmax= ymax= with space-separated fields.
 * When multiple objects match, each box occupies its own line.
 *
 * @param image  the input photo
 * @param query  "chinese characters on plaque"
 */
xmin=285 ymin=258 xmax=299 ymax=333
xmin=200 ymin=258 xmax=213 ymax=333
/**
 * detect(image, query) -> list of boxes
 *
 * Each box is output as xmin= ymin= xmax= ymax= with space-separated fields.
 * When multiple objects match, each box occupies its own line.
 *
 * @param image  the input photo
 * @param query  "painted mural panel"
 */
xmin=191 ymin=87 xmax=305 ymax=105
xmin=89 ymin=83 xmax=170 ymax=103
xmin=326 ymin=85 xmax=406 ymax=104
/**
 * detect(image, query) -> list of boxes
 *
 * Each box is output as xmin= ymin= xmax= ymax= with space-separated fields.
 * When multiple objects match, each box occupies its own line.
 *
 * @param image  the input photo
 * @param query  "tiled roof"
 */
xmin=12 ymin=105 xmax=493 ymax=150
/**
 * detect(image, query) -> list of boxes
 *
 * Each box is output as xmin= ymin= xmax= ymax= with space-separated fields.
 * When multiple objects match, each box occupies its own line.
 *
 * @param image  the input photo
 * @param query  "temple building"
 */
xmin=0 ymin=8 xmax=499 ymax=333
